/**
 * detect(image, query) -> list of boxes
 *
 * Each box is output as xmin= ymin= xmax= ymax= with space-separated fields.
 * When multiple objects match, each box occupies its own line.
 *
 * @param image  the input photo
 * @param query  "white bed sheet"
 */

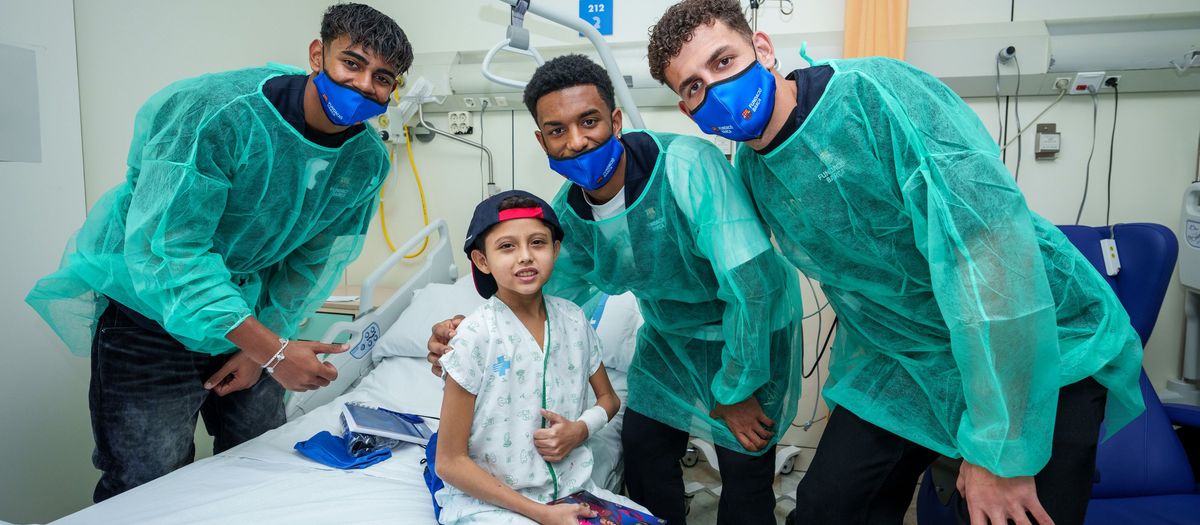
xmin=53 ymin=356 xmax=627 ymax=525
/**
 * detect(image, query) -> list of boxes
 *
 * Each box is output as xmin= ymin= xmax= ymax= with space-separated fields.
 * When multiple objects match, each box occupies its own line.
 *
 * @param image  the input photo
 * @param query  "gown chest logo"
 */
xmin=816 ymin=150 xmax=846 ymax=183
xmin=330 ymin=177 xmax=353 ymax=199
xmin=643 ymin=206 xmax=667 ymax=232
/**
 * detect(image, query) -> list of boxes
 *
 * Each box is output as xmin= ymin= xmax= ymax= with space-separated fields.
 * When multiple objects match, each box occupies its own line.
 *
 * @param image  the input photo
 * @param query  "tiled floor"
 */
xmin=678 ymin=456 xmax=920 ymax=524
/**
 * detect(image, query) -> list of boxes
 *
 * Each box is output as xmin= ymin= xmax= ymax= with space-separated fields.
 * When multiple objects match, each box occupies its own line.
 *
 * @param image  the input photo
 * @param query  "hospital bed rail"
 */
xmin=285 ymin=219 xmax=458 ymax=419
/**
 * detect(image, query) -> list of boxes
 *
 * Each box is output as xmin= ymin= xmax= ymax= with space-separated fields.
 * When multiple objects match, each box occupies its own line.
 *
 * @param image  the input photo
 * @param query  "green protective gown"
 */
xmin=27 ymin=64 xmax=389 ymax=356
xmin=546 ymin=130 xmax=805 ymax=455
xmin=734 ymin=57 xmax=1144 ymax=476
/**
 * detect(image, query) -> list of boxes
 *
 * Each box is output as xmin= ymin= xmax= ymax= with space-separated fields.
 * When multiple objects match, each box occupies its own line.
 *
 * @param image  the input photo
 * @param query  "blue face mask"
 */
xmin=547 ymin=134 xmax=625 ymax=191
xmin=688 ymin=60 xmax=777 ymax=141
xmin=313 ymin=70 xmax=388 ymax=126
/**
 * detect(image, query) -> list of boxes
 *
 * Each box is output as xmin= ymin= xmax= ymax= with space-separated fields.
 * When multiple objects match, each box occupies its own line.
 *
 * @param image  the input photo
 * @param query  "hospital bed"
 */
xmin=50 ymin=219 xmax=639 ymax=525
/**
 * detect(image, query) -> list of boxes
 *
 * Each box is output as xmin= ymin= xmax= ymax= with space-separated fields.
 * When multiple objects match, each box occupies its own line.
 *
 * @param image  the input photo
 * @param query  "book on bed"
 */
xmin=341 ymin=402 xmax=434 ymax=446
xmin=549 ymin=490 xmax=665 ymax=524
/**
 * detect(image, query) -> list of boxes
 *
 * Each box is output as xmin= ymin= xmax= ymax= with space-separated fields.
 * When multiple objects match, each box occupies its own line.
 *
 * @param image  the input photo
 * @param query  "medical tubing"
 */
xmin=379 ymin=126 xmax=431 ymax=258
xmin=803 ymin=317 xmax=837 ymax=379
xmin=1012 ymin=56 xmax=1022 ymax=183
xmin=994 ymin=57 xmax=1005 ymax=149
xmin=801 ymin=275 xmax=830 ymax=320
xmin=1000 ymin=90 xmax=1066 ymax=151
xmin=1075 ymin=92 xmax=1099 ymax=225
xmin=1105 ymin=85 xmax=1118 ymax=225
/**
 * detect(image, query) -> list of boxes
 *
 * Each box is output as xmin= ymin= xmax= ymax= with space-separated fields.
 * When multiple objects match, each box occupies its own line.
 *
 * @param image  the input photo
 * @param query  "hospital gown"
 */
xmin=733 ymin=56 xmax=1144 ymax=477
xmin=436 ymin=295 xmax=643 ymax=524
xmin=25 ymin=64 xmax=388 ymax=355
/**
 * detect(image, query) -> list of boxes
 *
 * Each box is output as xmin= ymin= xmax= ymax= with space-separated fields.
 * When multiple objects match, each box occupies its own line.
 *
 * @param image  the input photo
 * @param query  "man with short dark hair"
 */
xmin=27 ymin=3 xmax=413 ymax=501
xmin=430 ymin=54 xmax=806 ymax=525
xmin=648 ymin=1 xmax=1145 ymax=524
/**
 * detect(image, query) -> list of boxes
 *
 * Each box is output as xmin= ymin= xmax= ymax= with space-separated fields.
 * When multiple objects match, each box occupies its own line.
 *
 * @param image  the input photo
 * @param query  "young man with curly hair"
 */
xmin=647 ymin=1 xmax=1144 ymax=524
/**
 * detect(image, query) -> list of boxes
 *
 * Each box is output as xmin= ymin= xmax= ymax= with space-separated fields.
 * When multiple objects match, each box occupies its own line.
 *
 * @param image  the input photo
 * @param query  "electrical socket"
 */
xmin=1103 ymin=75 xmax=1121 ymax=88
xmin=1068 ymin=72 xmax=1105 ymax=95
xmin=1054 ymin=77 xmax=1071 ymax=91
xmin=463 ymin=97 xmax=477 ymax=109
xmin=493 ymin=96 xmax=509 ymax=107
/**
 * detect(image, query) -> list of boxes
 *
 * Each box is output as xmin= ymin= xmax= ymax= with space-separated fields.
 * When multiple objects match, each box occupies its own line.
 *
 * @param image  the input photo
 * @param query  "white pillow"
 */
xmin=373 ymin=277 xmax=486 ymax=361
xmin=592 ymin=292 xmax=642 ymax=373
xmin=374 ymin=277 xmax=642 ymax=373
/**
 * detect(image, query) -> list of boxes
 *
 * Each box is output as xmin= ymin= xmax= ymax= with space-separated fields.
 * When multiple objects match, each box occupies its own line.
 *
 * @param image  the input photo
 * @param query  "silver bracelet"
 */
xmin=262 ymin=338 xmax=289 ymax=374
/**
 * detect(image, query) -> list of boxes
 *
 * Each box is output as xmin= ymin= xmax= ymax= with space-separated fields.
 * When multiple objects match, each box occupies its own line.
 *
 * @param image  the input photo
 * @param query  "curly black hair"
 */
xmin=522 ymin=54 xmax=616 ymax=123
xmin=647 ymin=0 xmax=752 ymax=87
xmin=321 ymin=3 xmax=414 ymax=75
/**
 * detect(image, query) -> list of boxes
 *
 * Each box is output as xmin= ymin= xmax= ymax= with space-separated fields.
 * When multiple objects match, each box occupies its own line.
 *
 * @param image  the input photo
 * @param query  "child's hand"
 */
xmin=536 ymin=502 xmax=596 ymax=525
xmin=533 ymin=410 xmax=588 ymax=462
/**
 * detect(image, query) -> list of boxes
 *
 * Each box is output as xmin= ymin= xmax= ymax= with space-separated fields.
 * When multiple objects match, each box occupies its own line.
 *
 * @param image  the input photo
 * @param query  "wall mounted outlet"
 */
xmin=1069 ymin=72 xmax=1105 ymax=95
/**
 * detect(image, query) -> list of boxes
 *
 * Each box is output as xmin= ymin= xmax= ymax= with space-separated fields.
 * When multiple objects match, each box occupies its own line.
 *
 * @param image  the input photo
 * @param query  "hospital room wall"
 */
xmin=0 ymin=1 xmax=91 ymax=523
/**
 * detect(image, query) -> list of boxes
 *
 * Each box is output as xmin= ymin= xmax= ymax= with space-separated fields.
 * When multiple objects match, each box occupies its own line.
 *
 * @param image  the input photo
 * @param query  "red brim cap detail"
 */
xmin=497 ymin=207 xmax=545 ymax=222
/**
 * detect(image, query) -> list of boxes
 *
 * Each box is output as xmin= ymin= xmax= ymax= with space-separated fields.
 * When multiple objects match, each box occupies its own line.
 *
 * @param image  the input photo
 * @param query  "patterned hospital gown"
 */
xmin=436 ymin=295 xmax=638 ymax=524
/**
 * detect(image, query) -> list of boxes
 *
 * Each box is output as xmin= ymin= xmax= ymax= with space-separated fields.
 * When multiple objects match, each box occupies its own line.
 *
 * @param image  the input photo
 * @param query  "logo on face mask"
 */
xmin=748 ymin=88 xmax=763 ymax=110
xmin=689 ymin=62 xmax=777 ymax=141
xmin=547 ymin=134 xmax=625 ymax=191
xmin=598 ymin=157 xmax=618 ymax=183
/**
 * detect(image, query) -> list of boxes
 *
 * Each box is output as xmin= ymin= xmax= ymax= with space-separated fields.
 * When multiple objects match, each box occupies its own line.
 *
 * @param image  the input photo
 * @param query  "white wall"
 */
xmin=0 ymin=0 xmax=91 ymax=523
xmin=7 ymin=0 xmax=1190 ymax=520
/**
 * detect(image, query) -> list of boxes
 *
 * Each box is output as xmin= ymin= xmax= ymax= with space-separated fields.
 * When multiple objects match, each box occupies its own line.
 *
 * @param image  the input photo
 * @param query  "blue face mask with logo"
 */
xmin=313 ymin=70 xmax=388 ymax=126
xmin=547 ymin=134 xmax=625 ymax=191
xmin=688 ymin=60 xmax=777 ymax=141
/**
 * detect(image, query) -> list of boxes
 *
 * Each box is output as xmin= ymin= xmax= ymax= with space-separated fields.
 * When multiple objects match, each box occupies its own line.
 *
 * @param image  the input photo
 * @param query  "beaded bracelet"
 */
xmin=262 ymin=338 xmax=290 ymax=374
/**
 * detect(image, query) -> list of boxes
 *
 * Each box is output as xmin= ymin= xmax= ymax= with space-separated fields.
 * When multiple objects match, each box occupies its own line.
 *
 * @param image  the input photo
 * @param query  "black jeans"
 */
xmin=622 ymin=408 xmax=778 ymax=525
xmin=89 ymin=304 xmax=285 ymax=502
xmin=791 ymin=377 xmax=1108 ymax=525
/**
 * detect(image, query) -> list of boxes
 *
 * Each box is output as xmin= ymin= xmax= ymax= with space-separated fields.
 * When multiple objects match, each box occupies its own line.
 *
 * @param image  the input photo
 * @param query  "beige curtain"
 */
xmin=843 ymin=0 xmax=909 ymax=60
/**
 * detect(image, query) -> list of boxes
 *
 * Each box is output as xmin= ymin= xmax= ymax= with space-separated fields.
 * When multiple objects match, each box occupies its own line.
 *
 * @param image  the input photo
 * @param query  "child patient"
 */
xmin=435 ymin=190 xmax=640 ymax=524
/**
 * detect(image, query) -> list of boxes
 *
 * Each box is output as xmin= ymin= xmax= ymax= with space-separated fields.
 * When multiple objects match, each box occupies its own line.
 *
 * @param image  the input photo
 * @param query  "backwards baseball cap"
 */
xmin=464 ymin=190 xmax=565 ymax=298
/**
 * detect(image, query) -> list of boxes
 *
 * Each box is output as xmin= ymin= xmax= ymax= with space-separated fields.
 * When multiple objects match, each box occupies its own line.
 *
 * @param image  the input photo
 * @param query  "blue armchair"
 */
xmin=916 ymin=223 xmax=1200 ymax=524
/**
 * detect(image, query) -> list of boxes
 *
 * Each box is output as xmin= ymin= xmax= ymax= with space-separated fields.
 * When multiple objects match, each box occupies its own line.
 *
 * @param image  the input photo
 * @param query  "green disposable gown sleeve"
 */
xmin=864 ymin=74 xmax=1061 ymax=476
xmin=664 ymin=139 xmax=792 ymax=407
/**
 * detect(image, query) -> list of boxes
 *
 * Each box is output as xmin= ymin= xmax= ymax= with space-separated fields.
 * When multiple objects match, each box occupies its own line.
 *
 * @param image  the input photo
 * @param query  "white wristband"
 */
xmin=579 ymin=405 xmax=609 ymax=438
